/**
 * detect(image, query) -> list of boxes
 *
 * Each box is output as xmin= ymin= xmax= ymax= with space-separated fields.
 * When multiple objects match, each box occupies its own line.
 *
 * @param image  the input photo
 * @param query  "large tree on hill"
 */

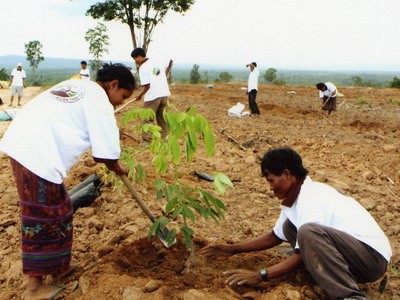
xmin=86 ymin=0 xmax=194 ymax=53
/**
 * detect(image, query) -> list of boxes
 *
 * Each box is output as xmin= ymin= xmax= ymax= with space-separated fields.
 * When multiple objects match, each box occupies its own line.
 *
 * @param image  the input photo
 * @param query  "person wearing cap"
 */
xmin=201 ymin=147 xmax=391 ymax=300
xmin=246 ymin=62 xmax=260 ymax=115
xmin=9 ymin=63 xmax=27 ymax=107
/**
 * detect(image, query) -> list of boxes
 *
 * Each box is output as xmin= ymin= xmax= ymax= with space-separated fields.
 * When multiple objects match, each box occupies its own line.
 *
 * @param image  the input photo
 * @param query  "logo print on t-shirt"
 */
xmin=50 ymin=83 xmax=85 ymax=103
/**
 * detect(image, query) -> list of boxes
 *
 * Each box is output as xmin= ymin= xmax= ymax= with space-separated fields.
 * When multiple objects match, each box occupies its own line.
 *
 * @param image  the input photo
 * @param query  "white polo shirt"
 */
xmin=0 ymin=79 xmax=120 ymax=184
xmin=139 ymin=59 xmax=170 ymax=102
xmin=273 ymin=177 xmax=392 ymax=262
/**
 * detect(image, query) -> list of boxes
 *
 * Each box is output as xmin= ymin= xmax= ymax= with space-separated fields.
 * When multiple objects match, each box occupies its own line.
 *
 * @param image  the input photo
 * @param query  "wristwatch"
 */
xmin=259 ymin=268 xmax=268 ymax=281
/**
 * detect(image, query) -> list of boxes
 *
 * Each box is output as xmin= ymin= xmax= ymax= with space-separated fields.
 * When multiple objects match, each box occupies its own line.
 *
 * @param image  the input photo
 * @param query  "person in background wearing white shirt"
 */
xmin=316 ymin=82 xmax=337 ymax=115
xmin=79 ymin=60 xmax=91 ymax=80
xmin=0 ymin=63 xmax=135 ymax=300
xmin=131 ymin=47 xmax=173 ymax=143
xmin=202 ymin=147 xmax=391 ymax=300
xmin=9 ymin=62 xmax=26 ymax=107
xmin=246 ymin=62 xmax=260 ymax=115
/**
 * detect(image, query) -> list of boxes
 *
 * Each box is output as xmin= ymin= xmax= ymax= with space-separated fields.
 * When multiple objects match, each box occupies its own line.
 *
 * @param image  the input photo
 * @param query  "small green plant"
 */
xmin=387 ymin=98 xmax=400 ymax=105
xmin=358 ymin=96 xmax=369 ymax=105
xmin=115 ymin=104 xmax=232 ymax=258
xmin=389 ymin=263 xmax=400 ymax=277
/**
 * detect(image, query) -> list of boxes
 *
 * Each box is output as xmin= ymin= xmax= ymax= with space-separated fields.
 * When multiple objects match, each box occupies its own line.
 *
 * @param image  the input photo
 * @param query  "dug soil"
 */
xmin=0 ymin=83 xmax=399 ymax=299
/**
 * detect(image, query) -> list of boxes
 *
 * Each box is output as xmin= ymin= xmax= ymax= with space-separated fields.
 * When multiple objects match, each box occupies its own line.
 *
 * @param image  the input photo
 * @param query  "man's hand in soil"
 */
xmin=200 ymin=244 xmax=235 ymax=259
xmin=224 ymin=269 xmax=262 ymax=286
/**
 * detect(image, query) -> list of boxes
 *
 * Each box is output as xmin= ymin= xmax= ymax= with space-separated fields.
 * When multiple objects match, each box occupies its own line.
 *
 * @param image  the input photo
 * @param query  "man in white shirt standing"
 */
xmin=246 ymin=62 xmax=260 ymax=115
xmin=131 ymin=47 xmax=173 ymax=143
xmin=9 ymin=62 xmax=27 ymax=107
xmin=79 ymin=61 xmax=91 ymax=80
xmin=316 ymin=82 xmax=337 ymax=115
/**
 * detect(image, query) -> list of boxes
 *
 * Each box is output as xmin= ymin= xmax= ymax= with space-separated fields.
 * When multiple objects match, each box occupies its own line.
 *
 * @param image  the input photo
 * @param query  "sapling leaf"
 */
xmin=183 ymin=206 xmax=196 ymax=222
xmin=166 ymin=229 xmax=177 ymax=246
xmin=148 ymin=220 xmax=160 ymax=239
xmin=172 ymin=206 xmax=183 ymax=218
xmin=165 ymin=198 xmax=178 ymax=214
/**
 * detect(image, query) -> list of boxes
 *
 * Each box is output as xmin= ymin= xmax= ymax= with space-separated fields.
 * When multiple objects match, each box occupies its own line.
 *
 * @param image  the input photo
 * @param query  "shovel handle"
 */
xmin=119 ymin=175 xmax=157 ymax=223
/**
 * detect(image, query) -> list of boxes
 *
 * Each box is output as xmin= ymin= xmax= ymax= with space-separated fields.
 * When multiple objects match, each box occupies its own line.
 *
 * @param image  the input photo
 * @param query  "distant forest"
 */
xmin=1 ymin=66 xmax=399 ymax=88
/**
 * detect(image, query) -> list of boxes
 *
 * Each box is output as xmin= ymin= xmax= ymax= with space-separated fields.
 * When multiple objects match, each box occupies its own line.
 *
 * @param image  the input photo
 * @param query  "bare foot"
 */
xmin=23 ymin=281 xmax=78 ymax=300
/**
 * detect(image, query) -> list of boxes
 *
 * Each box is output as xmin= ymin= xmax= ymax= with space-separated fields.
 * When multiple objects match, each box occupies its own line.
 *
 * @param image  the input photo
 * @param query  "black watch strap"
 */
xmin=259 ymin=268 xmax=268 ymax=281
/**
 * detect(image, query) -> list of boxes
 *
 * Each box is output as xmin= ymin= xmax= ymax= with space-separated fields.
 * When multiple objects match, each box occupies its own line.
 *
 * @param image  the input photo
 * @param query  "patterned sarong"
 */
xmin=11 ymin=158 xmax=73 ymax=276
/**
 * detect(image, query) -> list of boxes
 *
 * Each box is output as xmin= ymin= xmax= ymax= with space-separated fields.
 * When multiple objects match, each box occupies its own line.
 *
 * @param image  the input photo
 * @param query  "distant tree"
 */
xmin=273 ymin=77 xmax=287 ymax=86
xmin=264 ymin=68 xmax=277 ymax=82
xmin=86 ymin=0 xmax=194 ymax=53
xmin=389 ymin=76 xmax=400 ymax=88
xmin=189 ymin=64 xmax=201 ymax=84
xmin=219 ymin=71 xmax=233 ymax=82
xmin=0 ymin=68 xmax=8 ymax=81
xmin=24 ymin=40 xmax=44 ymax=85
xmin=85 ymin=22 xmax=110 ymax=74
xmin=351 ymin=76 xmax=363 ymax=86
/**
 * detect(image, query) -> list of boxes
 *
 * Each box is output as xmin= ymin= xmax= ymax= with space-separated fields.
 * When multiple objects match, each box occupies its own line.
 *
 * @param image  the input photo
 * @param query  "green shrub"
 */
xmin=389 ymin=76 xmax=400 ymax=88
xmin=0 ymin=68 xmax=8 ymax=81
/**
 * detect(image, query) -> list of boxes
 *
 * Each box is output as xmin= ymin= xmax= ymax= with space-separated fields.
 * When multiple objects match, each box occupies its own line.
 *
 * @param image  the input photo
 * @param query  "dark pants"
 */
xmin=142 ymin=96 xmax=168 ymax=142
xmin=248 ymin=89 xmax=260 ymax=114
xmin=283 ymin=220 xmax=388 ymax=299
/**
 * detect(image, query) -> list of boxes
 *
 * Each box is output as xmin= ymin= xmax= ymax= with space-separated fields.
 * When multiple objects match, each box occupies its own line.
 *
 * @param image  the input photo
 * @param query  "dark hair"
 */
xmin=316 ymin=82 xmax=326 ymax=90
xmin=131 ymin=48 xmax=146 ymax=58
xmin=252 ymin=62 xmax=257 ymax=67
xmin=261 ymin=147 xmax=308 ymax=179
xmin=81 ymin=61 xmax=87 ymax=65
xmin=96 ymin=63 xmax=136 ymax=91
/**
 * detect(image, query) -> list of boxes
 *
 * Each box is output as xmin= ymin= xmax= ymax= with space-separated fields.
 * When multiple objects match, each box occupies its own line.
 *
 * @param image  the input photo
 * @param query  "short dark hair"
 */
xmin=261 ymin=147 xmax=308 ymax=179
xmin=252 ymin=62 xmax=257 ymax=67
xmin=81 ymin=61 xmax=87 ymax=65
xmin=316 ymin=82 xmax=326 ymax=90
xmin=96 ymin=63 xmax=136 ymax=91
xmin=131 ymin=48 xmax=146 ymax=58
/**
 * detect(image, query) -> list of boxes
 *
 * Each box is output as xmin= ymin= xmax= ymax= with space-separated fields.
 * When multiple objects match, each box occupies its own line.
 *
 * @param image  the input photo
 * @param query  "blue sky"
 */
xmin=1 ymin=0 xmax=399 ymax=70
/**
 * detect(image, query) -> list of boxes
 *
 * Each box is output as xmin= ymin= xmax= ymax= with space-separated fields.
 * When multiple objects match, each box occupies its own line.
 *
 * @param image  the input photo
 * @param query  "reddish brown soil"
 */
xmin=1 ymin=83 xmax=399 ymax=299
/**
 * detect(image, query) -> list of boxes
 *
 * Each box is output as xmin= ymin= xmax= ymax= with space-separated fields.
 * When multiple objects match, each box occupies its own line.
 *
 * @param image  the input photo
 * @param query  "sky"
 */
xmin=1 ymin=0 xmax=400 ymax=71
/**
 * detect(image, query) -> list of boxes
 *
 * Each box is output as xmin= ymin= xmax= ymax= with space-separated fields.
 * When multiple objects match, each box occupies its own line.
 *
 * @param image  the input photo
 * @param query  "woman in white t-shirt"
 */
xmin=0 ymin=63 xmax=135 ymax=299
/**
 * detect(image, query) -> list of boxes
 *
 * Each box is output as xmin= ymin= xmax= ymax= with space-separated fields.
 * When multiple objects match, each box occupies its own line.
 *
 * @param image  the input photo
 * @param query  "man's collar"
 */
xmin=281 ymin=177 xmax=305 ymax=207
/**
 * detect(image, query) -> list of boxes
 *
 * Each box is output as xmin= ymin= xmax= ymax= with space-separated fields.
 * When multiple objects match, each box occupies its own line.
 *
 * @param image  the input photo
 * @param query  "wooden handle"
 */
xmin=119 ymin=175 xmax=157 ymax=223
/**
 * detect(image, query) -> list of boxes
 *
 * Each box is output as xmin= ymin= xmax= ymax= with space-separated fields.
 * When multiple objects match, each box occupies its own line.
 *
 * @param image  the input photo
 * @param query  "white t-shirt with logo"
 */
xmin=273 ymin=177 xmax=392 ymax=262
xmin=139 ymin=59 xmax=170 ymax=102
xmin=10 ymin=68 xmax=27 ymax=87
xmin=0 ymin=79 xmax=120 ymax=184
xmin=247 ymin=67 xmax=259 ymax=92
xmin=79 ymin=68 xmax=91 ymax=80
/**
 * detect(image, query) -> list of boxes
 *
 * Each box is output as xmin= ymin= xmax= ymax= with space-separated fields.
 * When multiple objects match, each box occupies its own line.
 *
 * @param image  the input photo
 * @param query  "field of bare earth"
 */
xmin=1 ymin=82 xmax=399 ymax=299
